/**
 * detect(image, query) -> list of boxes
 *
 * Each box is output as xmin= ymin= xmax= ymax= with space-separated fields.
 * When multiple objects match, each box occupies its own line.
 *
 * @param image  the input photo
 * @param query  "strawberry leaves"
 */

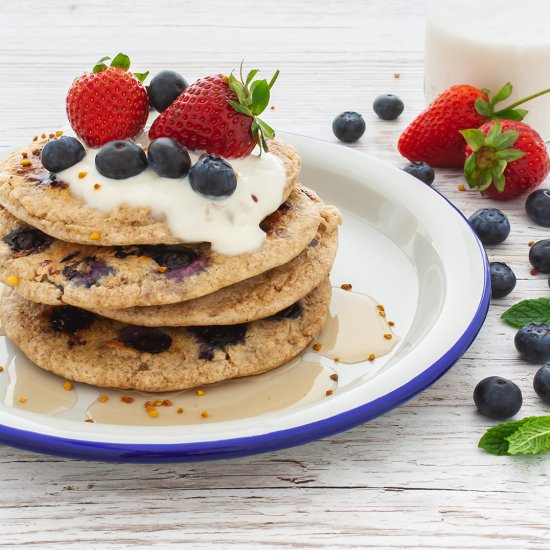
xmin=92 ymin=53 xmax=149 ymax=82
xmin=227 ymin=62 xmax=279 ymax=153
xmin=461 ymin=120 xmax=526 ymax=193
xmin=475 ymin=82 xmax=550 ymax=122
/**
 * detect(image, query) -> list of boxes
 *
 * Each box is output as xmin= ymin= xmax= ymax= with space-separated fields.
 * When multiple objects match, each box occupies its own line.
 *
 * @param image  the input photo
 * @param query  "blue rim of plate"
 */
xmin=0 ymin=142 xmax=491 ymax=463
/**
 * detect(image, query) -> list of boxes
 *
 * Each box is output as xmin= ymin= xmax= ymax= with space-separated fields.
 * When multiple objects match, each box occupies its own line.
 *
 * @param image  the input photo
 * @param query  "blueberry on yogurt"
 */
xmin=41 ymin=136 xmax=85 ymax=173
xmin=189 ymin=155 xmax=237 ymax=197
xmin=95 ymin=140 xmax=147 ymax=179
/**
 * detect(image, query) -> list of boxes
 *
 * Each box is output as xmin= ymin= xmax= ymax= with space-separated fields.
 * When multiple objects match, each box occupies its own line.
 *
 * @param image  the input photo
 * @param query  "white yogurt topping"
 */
xmin=57 ymin=116 xmax=287 ymax=255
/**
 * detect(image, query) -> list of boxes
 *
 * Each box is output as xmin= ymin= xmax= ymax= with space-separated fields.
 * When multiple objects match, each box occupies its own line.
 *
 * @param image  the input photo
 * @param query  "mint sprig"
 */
xmin=227 ymin=61 xmax=279 ymax=153
xmin=479 ymin=416 xmax=550 ymax=456
xmin=92 ymin=53 xmax=149 ymax=83
xmin=502 ymin=298 xmax=550 ymax=328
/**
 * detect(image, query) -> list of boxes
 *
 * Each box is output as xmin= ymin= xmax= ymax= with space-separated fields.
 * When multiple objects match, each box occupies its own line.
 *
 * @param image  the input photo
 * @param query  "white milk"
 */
xmin=425 ymin=0 xmax=550 ymax=139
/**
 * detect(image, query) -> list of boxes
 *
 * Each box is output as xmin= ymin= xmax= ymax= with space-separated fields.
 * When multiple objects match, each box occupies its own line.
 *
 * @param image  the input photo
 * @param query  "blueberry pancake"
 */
xmin=0 ymin=138 xmax=300 ymax=248
xmin=92 ymin=223 xmax=338 ymax=326
xmin=0 ymin=186 xmax=341 ymax=309
xmin=0 ymin=279 xmax=331 ymax=392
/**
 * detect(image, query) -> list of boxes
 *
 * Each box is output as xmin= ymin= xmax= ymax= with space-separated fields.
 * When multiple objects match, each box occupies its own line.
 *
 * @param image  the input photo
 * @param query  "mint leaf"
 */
xmin=111 ymin=53 xmax=130 ymax=71
xmin=502 ymin=298 xmax=550 ymax=328
xmin=507 ymin=416 xmax=550 ymax=455
xmin=479 ymin=417 xmax=535 ymax=455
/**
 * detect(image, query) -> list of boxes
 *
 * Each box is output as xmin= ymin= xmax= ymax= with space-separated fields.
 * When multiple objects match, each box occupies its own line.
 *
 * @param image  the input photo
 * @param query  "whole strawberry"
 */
xmin=461 ymin=120 xmax=550 ymax=200
xmin=66 ymin=53 xmax=149 ymax=147
xmin=398 ymin=83 xmax=534 ymax=168
xmin=149 ymin=64 xmax=279 ymax=157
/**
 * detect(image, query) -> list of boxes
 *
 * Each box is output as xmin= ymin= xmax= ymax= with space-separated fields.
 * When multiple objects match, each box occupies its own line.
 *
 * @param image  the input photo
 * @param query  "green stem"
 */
xmin=499 ymin=87 xmax=550 ymax=111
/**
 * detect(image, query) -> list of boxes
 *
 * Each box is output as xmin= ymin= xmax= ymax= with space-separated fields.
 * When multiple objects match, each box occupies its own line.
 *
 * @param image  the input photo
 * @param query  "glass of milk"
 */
xmin=425 ymin=0 xmax=550 ymax=139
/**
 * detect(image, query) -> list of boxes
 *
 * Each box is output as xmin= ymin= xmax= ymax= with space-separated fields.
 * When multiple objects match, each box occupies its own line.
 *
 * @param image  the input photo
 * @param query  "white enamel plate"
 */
xmin=0 ymin=133 xmax=490 ymax=462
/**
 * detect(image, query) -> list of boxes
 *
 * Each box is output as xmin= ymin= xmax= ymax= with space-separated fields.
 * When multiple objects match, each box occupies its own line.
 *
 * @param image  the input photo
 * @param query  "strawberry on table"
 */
xmin=149 ymin=63 xmax=279 ymax=158
xmin=461 ymin=120 xmax=550 ymax=200
xmin=398 ymin=84 xmax=488 ymax=168
xmin=398 ymin=82 xmax=548 ymax=168
xmin=66 ymin=53 xmax=149 ymax=147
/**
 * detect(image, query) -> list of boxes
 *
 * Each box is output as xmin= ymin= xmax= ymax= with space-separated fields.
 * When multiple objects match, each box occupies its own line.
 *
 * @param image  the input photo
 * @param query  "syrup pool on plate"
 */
xmin=0 ymin=286 xmax=399 ymax=425
xmin=314 ymin=287 xmax=398 ymax=364
xmin=425 ymin=0 xmax=550 ymax=140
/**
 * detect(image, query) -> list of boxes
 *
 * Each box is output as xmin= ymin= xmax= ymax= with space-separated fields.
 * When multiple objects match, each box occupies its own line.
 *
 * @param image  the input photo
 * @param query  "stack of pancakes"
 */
xmin=0 ymin=138 xmax=341 ymax=392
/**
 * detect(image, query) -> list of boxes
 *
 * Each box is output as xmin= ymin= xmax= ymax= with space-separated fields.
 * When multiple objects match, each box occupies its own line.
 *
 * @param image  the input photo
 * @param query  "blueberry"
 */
xmin=118 ymin=326 xmax=172 ymax=354
xmin=40 ymin=136 xmax=85 ymax=173
xmin=526 ymin=189 xmax=550 ymax=227
xmin=191 ymin=324 xmax=247 ymax=348
xmin=373 ymin=94 xmax=404 ymax=120
xmin=533 ymin=364 xmax=550 ymax=404
xmin=515 ymin=323 xmax=550 ymax=363
xmin=332 ymin=111 xmax=366 ymax=143
xmin=468 ymin=208 xmax=510 ymax=245
xmin=147 ymin=138 xmax=191 ymax=178
xmin=529 ymin=239 xmax=550 ymax=273
xmin=148 ymin=246 xmax=198 ymax=271
xmin=50 ymin=306 xmax=94 ymax=334
xmin=274 ymin=302 xmax=302 ymax=319
xmin=3 ymin=228 xmax=51 ymax=254
xmin=189 ymin=155 xmax=237 ymax=197
xmin=473 ymin=376 xmax=522 ymax=420
xmin=490 ymin=262 xmax=516 ymax=299
xmin=95 ymin=140 xmax=147 ymax=180
xmin=62 ymin=256 xmax=114 ymax=288
xmin=402 ymin=161 xmax=435 ymax=185
xmin=148 ymin=70 xmax=188 ymax=112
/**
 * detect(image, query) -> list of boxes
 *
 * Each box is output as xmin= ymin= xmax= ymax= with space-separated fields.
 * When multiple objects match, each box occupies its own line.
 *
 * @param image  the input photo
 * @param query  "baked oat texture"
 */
xmin=0 ymin=139 xmax=300 ymax=246
xmin=92 ymin=223 xmax=338 ymax=326
xmin=0 ymin=186 xmax=341 ymax=309
xmin=0 ymin=279 xmax=331 ymax=392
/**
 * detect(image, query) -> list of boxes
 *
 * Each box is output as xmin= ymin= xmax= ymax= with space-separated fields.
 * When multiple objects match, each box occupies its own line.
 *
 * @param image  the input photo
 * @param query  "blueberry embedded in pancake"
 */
xmin=0 ymin=280 xmax=331 ymax=392
xmin=118 ymin=326 xmax=172 ymax=354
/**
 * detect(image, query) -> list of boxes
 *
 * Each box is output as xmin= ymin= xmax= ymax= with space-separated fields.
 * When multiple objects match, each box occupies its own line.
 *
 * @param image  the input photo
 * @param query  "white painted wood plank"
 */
xmin=0 ymin=0 xmax=549 ymax=547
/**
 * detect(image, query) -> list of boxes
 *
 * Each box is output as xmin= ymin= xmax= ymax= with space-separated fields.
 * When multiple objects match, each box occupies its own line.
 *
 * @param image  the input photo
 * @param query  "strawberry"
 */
xmin=398 ymin=83 xmax=539 ymax=168
xmin=149 ymin=64 xmax=279 ymax=158
xmin=66 ymin=53 xmax=149 ymax=147
xmin=461 ymin=120 xmax=550 ymax=200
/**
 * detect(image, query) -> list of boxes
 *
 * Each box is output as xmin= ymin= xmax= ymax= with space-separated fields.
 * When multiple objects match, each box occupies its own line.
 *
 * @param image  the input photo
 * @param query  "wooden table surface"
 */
xmin=1 ymin=0 xmax=549 ymax=547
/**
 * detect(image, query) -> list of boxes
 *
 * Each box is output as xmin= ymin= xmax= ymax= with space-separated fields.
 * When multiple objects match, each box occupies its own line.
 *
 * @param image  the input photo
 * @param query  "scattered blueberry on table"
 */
xmin=526 ymin=189 xmax=550 ymax=227
xmin=402 ymin=161 xmax=435 ymax=185
xmin=473 ymin=376 xmax=522 ymax=420
xmin=514 ymin=323 xmax=550 ymax=363
xmin=529 ymin=239 xmax=550 ymax=273
xmin=468 ymin=208 xmax=510 ymax=245
xmin=372 ymin=93 xmax=404 ymax=120
xmin=332 ymin=111 xmax=365 ymax=143
xmin=533 ymin=364 xmax=550 ymax=405
xmin=490 ymin=262 xmax=516 ymax=299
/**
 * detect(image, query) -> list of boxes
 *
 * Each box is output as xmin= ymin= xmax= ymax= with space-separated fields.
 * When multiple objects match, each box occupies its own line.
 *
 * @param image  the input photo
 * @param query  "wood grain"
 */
xmin=1 ymin=0 xmax=550 ymax=547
